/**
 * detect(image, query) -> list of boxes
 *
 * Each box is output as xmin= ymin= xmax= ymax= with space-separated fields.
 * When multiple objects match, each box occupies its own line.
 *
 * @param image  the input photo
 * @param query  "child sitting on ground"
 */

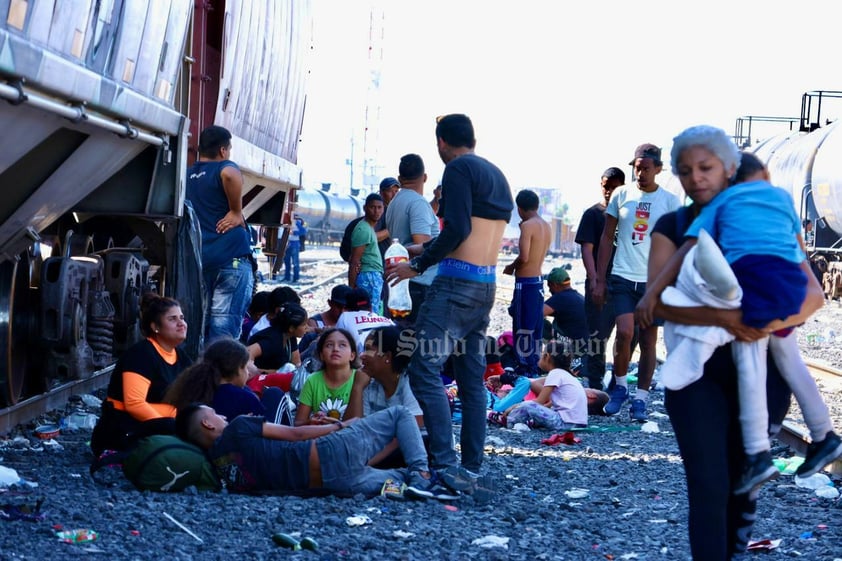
xmin=502 ymin=338 xmax=588 ymax=431
xmin=165 ymin=338 xmax=286 ymax=423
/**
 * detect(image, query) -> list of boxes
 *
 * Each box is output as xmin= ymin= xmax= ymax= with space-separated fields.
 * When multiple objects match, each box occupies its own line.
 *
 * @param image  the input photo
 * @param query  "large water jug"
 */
xmin=385 ymin=239 xmax=412 ymax=318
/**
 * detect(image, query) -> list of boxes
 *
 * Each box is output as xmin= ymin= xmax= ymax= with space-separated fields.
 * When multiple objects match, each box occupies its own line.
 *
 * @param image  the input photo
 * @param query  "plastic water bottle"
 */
xmin=385 ymin=239 xmax=412 ymax=318
xmin=794 ymin=472 xmax=832 ymax=489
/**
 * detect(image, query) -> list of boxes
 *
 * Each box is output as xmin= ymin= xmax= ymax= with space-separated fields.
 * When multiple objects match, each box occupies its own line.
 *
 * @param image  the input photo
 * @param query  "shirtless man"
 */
xmin=503 ymin=190 xmax=551 ymax=376
xmin=387 ymin=113 xmax=513 ymax=492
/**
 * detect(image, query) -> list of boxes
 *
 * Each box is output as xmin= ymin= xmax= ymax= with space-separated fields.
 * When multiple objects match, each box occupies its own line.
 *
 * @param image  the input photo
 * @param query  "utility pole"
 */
xmin=362 ymin=6 xmax=384 ymax=192
xmin=345 ymin=135 xmax=355 ymax=191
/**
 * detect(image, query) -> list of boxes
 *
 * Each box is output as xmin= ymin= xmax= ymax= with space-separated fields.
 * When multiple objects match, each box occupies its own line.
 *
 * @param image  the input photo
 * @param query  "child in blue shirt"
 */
xmin=165 ymin=338 xmax=286 ymax=423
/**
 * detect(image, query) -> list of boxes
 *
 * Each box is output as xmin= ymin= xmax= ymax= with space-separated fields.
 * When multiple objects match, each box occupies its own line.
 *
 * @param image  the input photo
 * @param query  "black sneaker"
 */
xmin=796 ymin=431 xmax=842 ymax=478
xmin=405 ymin=471 xmax=460 ymax=501
xmin=734 ymin=451 xmax=779 ymax=495
xmin=438 ymin=465 xmax=478 ymax=494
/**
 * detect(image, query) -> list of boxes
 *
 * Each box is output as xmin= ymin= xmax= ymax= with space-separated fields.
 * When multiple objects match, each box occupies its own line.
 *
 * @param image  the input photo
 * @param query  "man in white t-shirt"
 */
xmin=592 ymin=143 xmax=680 ymax=422
xmin=335 ymin=288 xmax=394 ymax=355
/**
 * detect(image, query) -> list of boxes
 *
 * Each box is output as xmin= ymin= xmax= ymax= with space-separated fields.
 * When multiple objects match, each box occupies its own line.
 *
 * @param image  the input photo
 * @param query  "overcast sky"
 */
xmin=297 ymin=0 xmax=841 ymax=224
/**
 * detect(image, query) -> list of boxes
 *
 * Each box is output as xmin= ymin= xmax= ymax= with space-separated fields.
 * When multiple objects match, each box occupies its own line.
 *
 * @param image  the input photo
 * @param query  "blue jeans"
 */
xmin=356 ymin=270 xmax=384 ymax=315
xmin=283 ymin=240 xmax=300 ymax=281
xmin=506 ymin=401 xmax=586 ymax=431
xmin=316 ymin=406 xmax=429 ymax=496
xmin=408 ymin=275 xmax=495 ymax=472
xmin=203 ymin=257 xmax=254 ymax=344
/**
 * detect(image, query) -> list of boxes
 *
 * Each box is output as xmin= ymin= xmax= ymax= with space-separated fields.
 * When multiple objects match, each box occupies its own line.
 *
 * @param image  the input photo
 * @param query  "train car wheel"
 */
xmin=65 ymin=232 xmax=94 ymax=257
xmin=0 ymin=254 xmax=34 ymax=406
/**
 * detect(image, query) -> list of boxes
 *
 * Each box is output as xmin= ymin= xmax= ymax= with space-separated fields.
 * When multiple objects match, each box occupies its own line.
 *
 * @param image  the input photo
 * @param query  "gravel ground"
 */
xmin=1 ymin=249 xmax=841 ymax=561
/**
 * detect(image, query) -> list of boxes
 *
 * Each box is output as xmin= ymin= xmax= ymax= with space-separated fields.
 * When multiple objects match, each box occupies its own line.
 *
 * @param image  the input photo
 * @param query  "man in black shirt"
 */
xmin=386 ymin=114 xmax=513 ymax=493
xmin=574 ymin=167 xmax=624 ymax=389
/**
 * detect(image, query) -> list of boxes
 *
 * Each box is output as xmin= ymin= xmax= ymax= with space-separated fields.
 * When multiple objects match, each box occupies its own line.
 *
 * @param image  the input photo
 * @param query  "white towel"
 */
xmin=659 ymin=233 xmax=742 ymax=390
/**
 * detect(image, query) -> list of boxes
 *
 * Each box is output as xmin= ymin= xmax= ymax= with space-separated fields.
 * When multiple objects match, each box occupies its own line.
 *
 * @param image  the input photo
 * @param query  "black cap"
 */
xmin=379 ymin=177 xmax=400 ymax=191
xmin=345 ymin=288 xmax=372 ymax=311
xmin=629 ymin=143 xmax=662 ymax=165
xmin=330 ymin=284 xmax=351 ymax=306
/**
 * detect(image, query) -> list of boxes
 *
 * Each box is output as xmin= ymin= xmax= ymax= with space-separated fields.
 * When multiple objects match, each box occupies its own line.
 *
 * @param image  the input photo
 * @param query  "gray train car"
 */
xmin=293 ymin=189 xmax=364 ymax=245
xmin=0 ymin=0 xmax=311 ymax=407
xmin=752 ymin=121 xmax=842 ymax=256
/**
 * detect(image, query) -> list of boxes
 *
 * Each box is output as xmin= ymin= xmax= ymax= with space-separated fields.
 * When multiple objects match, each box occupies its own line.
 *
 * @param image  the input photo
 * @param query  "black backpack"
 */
xmin=339 ymin=216 xmax=365 ymax=262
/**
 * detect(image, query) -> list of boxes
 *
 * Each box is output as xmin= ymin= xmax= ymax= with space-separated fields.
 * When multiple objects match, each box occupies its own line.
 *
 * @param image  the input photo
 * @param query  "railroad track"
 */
xmin=778 ymin=360 xmax=842 ymax=474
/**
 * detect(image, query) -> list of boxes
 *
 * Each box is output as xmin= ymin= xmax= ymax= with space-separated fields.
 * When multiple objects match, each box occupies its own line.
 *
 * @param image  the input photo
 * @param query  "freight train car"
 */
xmin=0 ymin=0 xmax=310 ymax=409
xmin=292 ymin=189 xmax=364 ymax=245
xmin=548 ymin=217 xmax=578 ymax=258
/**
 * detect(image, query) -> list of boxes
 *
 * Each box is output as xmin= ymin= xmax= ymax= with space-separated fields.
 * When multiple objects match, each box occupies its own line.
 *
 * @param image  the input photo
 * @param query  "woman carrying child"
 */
xmin=633 ymin=125 xmax=825 ymax=560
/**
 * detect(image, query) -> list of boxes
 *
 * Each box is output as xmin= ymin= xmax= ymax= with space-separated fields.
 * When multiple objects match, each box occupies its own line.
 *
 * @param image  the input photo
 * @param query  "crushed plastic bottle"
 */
xmin=79 ymin=394 xmax=102 ymax=408
xmin=815 ymin=485 xmax=840 ymax=499
xmin=56 ymin=529 xmax=98 ymax=543
xmin=640 ymin=421 xmax=660 ymax=433
xmin=385 ymin=239 xmax=412 ymax=318
xmin=564 ymin=488 xmax=589 ymax=499
xmin=0 ymin=465 xmax=21 ymax=487
xmin=794 ymin=472 xmax=832 ymax=489
xmin=62 ymin=411 xmax=99 ymax=430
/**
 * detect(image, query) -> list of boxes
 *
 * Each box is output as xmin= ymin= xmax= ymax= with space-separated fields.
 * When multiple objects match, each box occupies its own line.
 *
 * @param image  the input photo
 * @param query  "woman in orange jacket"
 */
xmin=91 ymin=293 xmax=192 ymax=456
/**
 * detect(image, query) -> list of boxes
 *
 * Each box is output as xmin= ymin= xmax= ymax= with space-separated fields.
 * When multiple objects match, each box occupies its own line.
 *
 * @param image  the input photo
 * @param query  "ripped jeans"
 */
xmin=203 ymin=256 xmax=254 ymax=344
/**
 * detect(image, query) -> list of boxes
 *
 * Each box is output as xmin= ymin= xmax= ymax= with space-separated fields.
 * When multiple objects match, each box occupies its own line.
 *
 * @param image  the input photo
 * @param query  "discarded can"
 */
xmin=299 ymin=537 xmax=319 ymax=551
xmin=272 ymin=533 xmax=318 ymax=551
xmin=272 ymin=532 xmax=301 ymax=550
xmin=35 ymin=424 xmax=60 ymax=439
xmin=56 ymin=529 xmax=98 ymax=543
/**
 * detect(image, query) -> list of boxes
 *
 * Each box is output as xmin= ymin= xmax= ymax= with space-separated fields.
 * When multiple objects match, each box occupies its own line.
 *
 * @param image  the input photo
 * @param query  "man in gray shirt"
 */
xmin=384 ymin=153 xmax=440 ymax=326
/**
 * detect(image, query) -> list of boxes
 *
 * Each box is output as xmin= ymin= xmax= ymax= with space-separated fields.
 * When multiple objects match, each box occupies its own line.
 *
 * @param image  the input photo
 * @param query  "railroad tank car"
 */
xmin=0 ymin=0 xmax=311 ymax=410
xmin=292 ymin=189 xmax=364 ymax=245
xmin=750 ymin=121 xmax=842 ymax=257
xmin=742 ymin=91 xmax=842 ymax=300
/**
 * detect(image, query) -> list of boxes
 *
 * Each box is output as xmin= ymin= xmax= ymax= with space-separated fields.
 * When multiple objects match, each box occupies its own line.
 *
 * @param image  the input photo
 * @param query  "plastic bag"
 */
xmin=290 ymin=358 xmax=316 ymax=402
